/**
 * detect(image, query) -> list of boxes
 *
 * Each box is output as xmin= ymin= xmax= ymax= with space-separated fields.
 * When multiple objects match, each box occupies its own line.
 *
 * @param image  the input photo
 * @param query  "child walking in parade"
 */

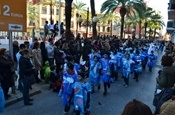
xmin=110 ymin=49 xmax=118 ymax=81
xmin=88 ymin=56 xmax=102 ymax=93
xmin=101 ymin=53 xmax=111 ymax=95
xmin=122 ymin=54 xmax=134 ymax=87
xmin=147 ymin=51 xmax=157 ymax=72
xmin=58 ymin=62 xmax=78 ymax=114
xmin=133 ymin=50 xmax=142 ymax=82
xmin=73 ymin=69 xmax=91 ymax=115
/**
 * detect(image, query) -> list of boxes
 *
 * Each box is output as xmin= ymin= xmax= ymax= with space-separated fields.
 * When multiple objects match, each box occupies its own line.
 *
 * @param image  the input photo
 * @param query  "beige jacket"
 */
xmin=32 ymin=48 xmax=42 ymax=70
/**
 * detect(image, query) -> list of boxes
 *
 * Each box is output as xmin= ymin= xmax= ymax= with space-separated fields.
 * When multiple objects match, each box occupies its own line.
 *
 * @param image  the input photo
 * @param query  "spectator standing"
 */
xmin=32 ymin=42 xmax=42 ymax=83
xmin=45 ymin=38 xmax=54 ymax=66
xmin=0 ymin=48 xmax=14 ymax=100
xmin=49 ymin=20 xmax=55 ymax=38
xmin=44 ymin=21 xmax=49 ymax=42
xmin=18 ymin=49 xmax=35 ymax=106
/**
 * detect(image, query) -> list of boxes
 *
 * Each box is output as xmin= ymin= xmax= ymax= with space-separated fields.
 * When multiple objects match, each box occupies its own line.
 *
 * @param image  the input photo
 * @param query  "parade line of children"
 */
xmin=54 ymin=41 xmax=158 ymax=115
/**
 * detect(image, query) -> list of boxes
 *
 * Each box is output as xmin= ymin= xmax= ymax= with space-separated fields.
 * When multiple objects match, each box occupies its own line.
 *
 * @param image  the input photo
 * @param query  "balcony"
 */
xmin=168 ymin=10 xmax=175 ymax=20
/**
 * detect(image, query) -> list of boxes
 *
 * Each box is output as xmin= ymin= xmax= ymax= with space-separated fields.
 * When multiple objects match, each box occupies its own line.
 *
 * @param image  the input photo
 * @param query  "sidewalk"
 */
xmin=5 ymin=81 xmax=50 ymax=107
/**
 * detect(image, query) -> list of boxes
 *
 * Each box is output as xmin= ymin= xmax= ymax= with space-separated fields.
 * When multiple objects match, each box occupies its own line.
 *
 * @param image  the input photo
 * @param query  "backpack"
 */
xmin=153 ymin=87 xmax=175 ymax=114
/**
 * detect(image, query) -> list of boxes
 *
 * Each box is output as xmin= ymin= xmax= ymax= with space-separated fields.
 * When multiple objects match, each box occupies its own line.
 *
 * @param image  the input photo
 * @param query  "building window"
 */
xmin=98 ymin=26 xmax=100 ymax=32
xmin=29 ymin=20 xmax=33 ymax=26
xmin=41 ymin=19 xmax=46 ymax=26
xmin=41 ymin=6 xmax=47 ymax=14
xmin=107 ymin=27 xmax=110 ymax=32
xmin=56 ymin=8 xmax=59 ymax=15
xmin=103 ymin=26 xmax=105 ymax=32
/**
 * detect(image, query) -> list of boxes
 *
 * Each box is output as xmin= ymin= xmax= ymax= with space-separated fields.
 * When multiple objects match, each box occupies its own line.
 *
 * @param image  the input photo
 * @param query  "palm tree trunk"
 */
xmin=90 ymin=0 xmax=97 ymax=39
xmin=110 ymin=21 xmax=112 ymax=36
xmin=119 ymin=7 xmax=126 ymax=39
xmin=153 ymin=28 xmax=157 ymax=39
xmin=144 ymin=22 xmax=147 ymax=39
xmin=50 ymin=1 xmax=52 ymax=22
xmin=65 ymin=0 xmax=73 ymax=41
xmin=120 ymin=16 xmax=124 ymax=39
xmin=139 ymin=20 xmax=142 ymax=39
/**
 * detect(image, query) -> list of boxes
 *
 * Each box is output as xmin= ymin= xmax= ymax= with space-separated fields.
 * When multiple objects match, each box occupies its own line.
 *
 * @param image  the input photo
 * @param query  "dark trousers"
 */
xmin=103 ymin=82 xmax=110 ymax=94
xmin=123 ymin=76 xmax=129 ymax=85
xmin=20 ymin=77 xmax=30 ymax=104
xmin=48 ymin=58 xmax=54 ymax=66
xmin=134 ymin=72 xmax=139 ymax=82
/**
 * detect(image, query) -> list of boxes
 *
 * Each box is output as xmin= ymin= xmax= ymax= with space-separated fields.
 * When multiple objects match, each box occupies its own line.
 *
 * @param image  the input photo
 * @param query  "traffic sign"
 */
xmin=0 ymin=0 xmax=26 ymax=32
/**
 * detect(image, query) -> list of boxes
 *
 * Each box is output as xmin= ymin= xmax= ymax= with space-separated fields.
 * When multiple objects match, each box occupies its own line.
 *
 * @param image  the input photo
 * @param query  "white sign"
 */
xmin=8 ymin=24 xmax=23 ymax=31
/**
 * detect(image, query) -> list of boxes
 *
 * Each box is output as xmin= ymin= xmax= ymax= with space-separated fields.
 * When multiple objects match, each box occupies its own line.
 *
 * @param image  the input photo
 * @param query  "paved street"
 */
xmin=1 ymin=49 xmax=163 ymax=115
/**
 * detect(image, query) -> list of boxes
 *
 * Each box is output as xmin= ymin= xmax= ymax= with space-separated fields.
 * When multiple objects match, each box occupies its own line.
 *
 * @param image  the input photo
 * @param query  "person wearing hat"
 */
xmin=58 ymin=62 xmax=78 ymax=114
xmin=0 ymin=48 xmax=14 ymax=100
xmin=73 ymin=71 xmax=91 ymax=115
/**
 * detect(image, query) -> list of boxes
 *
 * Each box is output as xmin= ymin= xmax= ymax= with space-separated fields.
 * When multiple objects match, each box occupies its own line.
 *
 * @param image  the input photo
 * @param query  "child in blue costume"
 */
xmin=58 ymin=62 xmax=78 ymax=114
xmin=122 ymin=54 xmax=134 ymax=87
xmin=101 ymin=54 xmax=111 ymax=95
xmin=88 ymin=56 xmax=102 ymax=93
xmin=133 ymin=50 xmax=142 ymax=82
xmin=110 ymin=50 xmax=118 ymax=81
xmin=140 ymin=48 xmax=148 ymax=71
xmin=116 ymin=50 xmax=124 ymax=71
xmin=147 ymin=51 xmax=156 ymax=72
xmin=0 ymin=85 xmax=5 ymax=113
xmin=88 ymin=48 xmax=101 ymax=61
xmin=73 ymin=71 xmax=91 ymax=115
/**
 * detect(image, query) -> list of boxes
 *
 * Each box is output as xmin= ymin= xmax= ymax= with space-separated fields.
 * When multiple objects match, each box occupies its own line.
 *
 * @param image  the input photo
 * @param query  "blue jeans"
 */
xmin=48 ymin=58 xmax=54 ymax=66
xmin=19 ymin=77 xmax=30 ymax=104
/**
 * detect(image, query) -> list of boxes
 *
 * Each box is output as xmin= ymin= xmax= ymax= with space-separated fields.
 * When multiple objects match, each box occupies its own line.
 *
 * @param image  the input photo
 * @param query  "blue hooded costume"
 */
xmin=88 ymin=59 xmax=102 ymax=87
xmin=73 ymin=82 xmax=91 ymax=114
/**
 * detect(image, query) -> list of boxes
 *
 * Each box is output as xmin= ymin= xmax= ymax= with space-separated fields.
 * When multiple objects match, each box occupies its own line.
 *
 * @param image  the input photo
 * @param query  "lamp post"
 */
xmin=132 ymin=28 xmax=135 ymax=39
xmin=86 ymin=7 xmax=89 ymax=38
xmin=32 ymin=22 xmax=35 ymax=42
xmin=124 ymin=29 xmax=126 ymax=39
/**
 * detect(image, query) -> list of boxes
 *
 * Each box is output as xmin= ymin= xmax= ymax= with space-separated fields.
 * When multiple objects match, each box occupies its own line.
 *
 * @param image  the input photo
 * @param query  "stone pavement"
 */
xmin=5 ymin=81 xmax=50 ymax=107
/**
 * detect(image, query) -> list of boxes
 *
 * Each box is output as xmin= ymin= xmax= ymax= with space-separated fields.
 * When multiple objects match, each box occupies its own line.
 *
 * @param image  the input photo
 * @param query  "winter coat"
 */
xmin=157 ymin=67 xmax=175 ymax=90
xmin=160 ymin=97 xmax=175 ymax=115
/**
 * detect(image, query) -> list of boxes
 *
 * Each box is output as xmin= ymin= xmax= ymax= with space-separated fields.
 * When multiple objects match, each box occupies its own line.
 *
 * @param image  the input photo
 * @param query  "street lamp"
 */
xmin=124 ymin=29 xmax=126 ymax=39
xmin=92 ymin=15 xmax=99 ymax=23
xmin=132 ymin=28 xmax=135 ymax=39
xmin=32 ymin=22 xmax=36 ymax=42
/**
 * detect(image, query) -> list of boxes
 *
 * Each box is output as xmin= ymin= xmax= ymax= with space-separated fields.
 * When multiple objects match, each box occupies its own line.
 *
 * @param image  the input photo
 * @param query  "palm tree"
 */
xmin=65 ymin=0 xmax=74 ymax=41
xmin=138 ymin=5 xmax=156 ymax=39
xmin=38 ymin=0 xmax=57 ymax=22
xmin=73 ymin=0 xmax=87 ymax=19
xmin=101 ymin=12 xmax=120 ymax=36
xmin=101 ymin=0 xmax=144 ymax=39
xmin=27 ymin=3 xmax=39 ymax=26
xmin=90 ymin=0 xmax=97 ymax=39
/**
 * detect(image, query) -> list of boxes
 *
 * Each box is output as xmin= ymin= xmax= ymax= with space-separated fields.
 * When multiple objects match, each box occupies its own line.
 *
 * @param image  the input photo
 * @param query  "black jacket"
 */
xmin=19 ymin=56 xmax=34 ymax=79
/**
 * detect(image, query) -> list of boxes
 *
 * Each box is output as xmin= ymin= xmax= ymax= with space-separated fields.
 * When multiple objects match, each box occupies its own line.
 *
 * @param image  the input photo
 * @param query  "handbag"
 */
xmin=27 ymin=74 xmax=36 ymax=85
xmin=0 ymin=86 xmax=5 ymax=113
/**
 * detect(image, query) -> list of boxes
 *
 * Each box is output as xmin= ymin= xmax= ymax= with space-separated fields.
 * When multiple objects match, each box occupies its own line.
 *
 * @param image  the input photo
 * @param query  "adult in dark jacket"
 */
xmin=19 ymin=49 xmax=35 ymax=106
xmin=54 ymin=41 xmax=64 ymax=75
xmin=0 ymin=48 xmax=14 ymax=100
xmin=157 ymin=55 xmax=175 ymax=90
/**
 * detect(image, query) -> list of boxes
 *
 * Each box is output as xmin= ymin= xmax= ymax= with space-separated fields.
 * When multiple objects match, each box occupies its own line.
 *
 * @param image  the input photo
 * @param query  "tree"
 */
xmin=101 ymin=0 xmax=144 ymax=39
xmin=73 ymin=0 xmax=87 ymax=19
xmin=65 ymin=0 xmax=74 ymax=41
xmin=27 ymin=3 xmax=39 ymax=26
xmin=90 ymin=0 xmax=97 ymax=39
xmin=101 ymin=12 xmax=120 ymax=36
xmin=138 ymin=5 xmax=156 ymax=39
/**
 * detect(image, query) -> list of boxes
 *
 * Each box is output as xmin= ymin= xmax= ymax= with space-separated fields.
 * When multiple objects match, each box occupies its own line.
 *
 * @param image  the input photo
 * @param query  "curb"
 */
xmin=5 ymin=89 xmax=41 ymax=107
